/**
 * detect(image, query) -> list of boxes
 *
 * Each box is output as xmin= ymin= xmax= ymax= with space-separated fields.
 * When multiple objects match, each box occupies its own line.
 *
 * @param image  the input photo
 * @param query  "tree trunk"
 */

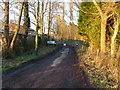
xmin=48 ymin=1 xmax=52 ymax=38
xmin=9 ymin=2 xmax=24 ymax=49
xmin=3 ymin=0 xmax=9 ymax=47
xmin=101 ymin=14 xmax=107 ymax=53
xmin=40 ymin=0 xmax=44 ymax=35
xmin=35 ymin=0 xmax=40 ymax=55
xmin=117 ymin=45 xmax=120 ymax=59
xmin=111 ymin=16 xmax=119 ymax=56
xmin=69 ymin=0 xmax=73 ymax=23
xmin=62 ymin=1 xmax=65 ymax=21
xmin=92 ymin=0 xmax=106 ymax=53
xmin=23 ymin=0 xmax=30 ymax=42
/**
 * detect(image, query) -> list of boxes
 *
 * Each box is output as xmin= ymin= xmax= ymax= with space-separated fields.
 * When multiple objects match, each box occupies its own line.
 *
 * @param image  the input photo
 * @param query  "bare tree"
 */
xmin=23 ymin=0 xmax=30 ymax=42
xmin=62 ymin=1 xmax=65 ymax=21
xmin=35 ymin=0 xmax=40 ymax=55
xmin=9 ymin=2 xmax=24 ymax=49
xmin=39 ymin=0 xmax=44 ymax=35
xmin=29 ymin=0 xmax=49 ymax=35
xmin=111 ymin=4 xmax=120 ymax=56
xmin=72 ymin=0 xmax=80 ymax=9
xmin=69 ymin=0 xmax=73 ymax=23
xmin=47 ymin=0 xmax=52 ymax=38
xmin=3 ymin=0 xmax=9 ymax=47
xmin=92 ymin=0 xmax=114 ymax=53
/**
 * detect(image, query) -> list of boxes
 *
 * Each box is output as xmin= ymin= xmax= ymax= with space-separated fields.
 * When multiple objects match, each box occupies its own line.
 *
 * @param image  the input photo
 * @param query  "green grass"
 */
xmin=1 ymin=46 xmax=57 ymax=71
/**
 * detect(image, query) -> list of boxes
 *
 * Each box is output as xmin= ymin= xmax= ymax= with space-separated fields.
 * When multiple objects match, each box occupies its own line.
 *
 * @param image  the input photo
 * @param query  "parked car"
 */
xmin=47 ymin=40 xmax=56 ymax=46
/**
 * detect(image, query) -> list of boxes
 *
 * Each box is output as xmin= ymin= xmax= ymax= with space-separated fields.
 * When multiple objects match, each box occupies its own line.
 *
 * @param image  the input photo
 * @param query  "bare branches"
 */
xmin=29 ymin=10 xmax=36 ymax=19
xmin=72 ymin=0 xmax=80 ymax=9
xmin=0 ymin=3 xmax=4 ymax=11
xmin=80 ymin=9 xmax=99 ymax=15
xmin=31 ymin=21 xmax=36 ymax=26
xmin=9 ymin=1 xmax=24 ymax=49
xmin=92 ymin=0 xmax=103 ymax=16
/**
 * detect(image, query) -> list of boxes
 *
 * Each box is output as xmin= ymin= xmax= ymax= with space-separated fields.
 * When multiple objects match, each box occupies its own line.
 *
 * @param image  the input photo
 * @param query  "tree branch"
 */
xmin=92 ymin=0 xmax=103 ymax=16
xmin=80 ymin=9 xmax=99 ymax=15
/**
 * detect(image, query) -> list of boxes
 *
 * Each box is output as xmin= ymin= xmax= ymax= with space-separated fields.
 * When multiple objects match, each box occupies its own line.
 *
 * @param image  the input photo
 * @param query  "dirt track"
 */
xmin=2 ymin=45 xmax=91 ymax=88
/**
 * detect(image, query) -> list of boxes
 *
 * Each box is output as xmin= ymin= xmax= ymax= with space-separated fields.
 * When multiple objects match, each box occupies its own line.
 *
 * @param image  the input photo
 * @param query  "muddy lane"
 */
xmin=2 ymin=46 xmax=88 ymax=88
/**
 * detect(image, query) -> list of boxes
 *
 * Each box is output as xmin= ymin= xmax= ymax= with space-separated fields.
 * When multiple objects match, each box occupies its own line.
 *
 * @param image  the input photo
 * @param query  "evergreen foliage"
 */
xmin=78 ymin=2 xmax=101 ymax=49
xmin=23 ymin=1 xmax=30 ymax=36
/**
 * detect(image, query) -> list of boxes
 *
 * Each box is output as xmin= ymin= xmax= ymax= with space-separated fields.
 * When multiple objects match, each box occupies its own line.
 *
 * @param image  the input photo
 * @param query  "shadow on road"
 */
xmin=2 ymin=45 xmax=92 ymax=88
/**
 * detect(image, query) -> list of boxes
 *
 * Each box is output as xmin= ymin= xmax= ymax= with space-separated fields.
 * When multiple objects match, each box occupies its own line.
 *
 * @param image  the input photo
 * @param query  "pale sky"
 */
xmin=0 ymin=0 xmax=80 ymax=34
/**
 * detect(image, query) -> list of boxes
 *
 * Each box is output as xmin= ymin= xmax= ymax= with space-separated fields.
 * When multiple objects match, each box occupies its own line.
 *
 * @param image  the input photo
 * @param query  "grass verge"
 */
xmin=1 ymin=46 xmax=57 ymax=71
xmin=76 ymin=46 xmax=118 ymax=88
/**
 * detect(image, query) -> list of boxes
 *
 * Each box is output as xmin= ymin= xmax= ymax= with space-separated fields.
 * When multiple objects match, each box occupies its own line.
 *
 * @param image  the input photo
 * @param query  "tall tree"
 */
xmin=35 ymin=0 xmax=40 ymax=55
xmin=62 ymin=1 xmax=65 ymax=21
xmin=110 ymin=3 xmax=120 ymax=56
xmin=39 ymin=0 xmax=44 ymax=35
xmin=69 ymin=0 xmax=73 ymax=23
xmin=47 ymin=0 xmax=52 ymax=38
xmin=23 ymin=0 xmax=30 ymax=41
xmin=92 ymin=0 xmax=107 ymax=53
xmin=9 ymin=2 xmax=24 ymax=49
xmin=93 ymin=0 xmax=120 ymax=55
xmin=3 ymin=0 xmax=9 ymax=47
xmin=92 ymin=0 xmax=115 ymax=53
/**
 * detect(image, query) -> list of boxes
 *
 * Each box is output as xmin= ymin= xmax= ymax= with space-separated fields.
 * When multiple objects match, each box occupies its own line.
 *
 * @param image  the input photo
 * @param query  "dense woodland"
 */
xmin=0 ymin=0 xmax=120 ymax=88
xmin=77 ymin=1 xmax=120 ymax=88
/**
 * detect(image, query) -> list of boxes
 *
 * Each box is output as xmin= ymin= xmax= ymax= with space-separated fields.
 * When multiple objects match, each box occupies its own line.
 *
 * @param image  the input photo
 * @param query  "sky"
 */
xmin=0 ymin=0 xmax=80 ymax=33
xmin=0 ymin=0 xmax=80 ymax=2
xmin=0 ymin=0 xmax=118 ymax=34
xmin=0 ymin=0 xmax=119 ymax=2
